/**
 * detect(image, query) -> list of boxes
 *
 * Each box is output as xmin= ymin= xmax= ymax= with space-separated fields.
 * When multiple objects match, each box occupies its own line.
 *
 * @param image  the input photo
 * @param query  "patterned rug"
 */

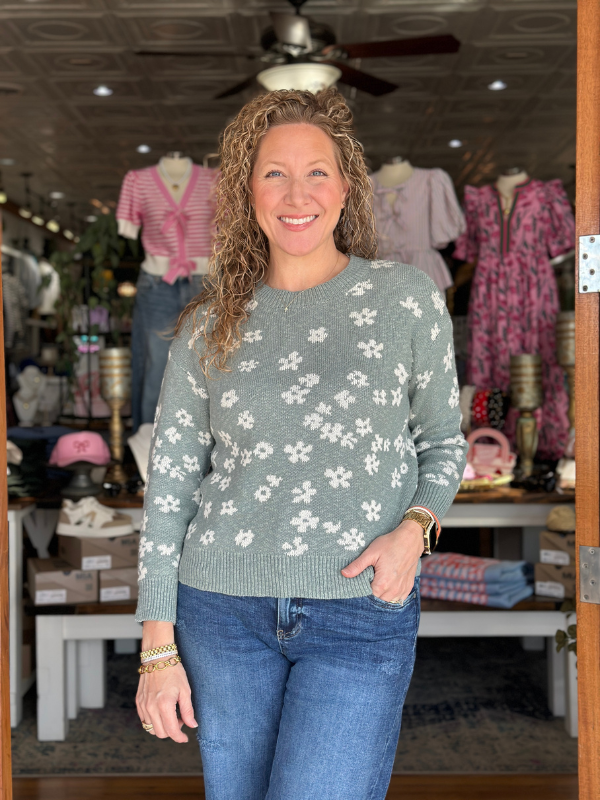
xmin=11 ymin=637 xmax=577 ymax=775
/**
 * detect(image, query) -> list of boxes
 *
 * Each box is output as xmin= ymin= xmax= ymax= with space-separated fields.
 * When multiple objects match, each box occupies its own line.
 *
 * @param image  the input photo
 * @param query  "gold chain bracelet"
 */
xmin=138 ymin=655 xmax=182 ymax=675
xmin=139 ymin=643 xmax=178 ymax=661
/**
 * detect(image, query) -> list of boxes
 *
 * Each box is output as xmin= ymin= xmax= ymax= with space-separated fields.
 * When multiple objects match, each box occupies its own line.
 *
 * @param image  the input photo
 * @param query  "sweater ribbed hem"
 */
xmin=178 ymin=549 xmax=375 ymax=602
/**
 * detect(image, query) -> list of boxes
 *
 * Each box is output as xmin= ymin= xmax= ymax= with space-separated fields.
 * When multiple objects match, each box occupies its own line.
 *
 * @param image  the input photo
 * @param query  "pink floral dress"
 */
xmin=454 ymin=179 xmax=575 ymax=461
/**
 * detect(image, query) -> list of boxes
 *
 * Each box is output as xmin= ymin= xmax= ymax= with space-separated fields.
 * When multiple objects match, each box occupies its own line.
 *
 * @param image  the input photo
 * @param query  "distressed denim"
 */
xmin=131 ymin=271 xmax=205 ymax=431
xmin=175 ymin=579 xmax=420 ymax=800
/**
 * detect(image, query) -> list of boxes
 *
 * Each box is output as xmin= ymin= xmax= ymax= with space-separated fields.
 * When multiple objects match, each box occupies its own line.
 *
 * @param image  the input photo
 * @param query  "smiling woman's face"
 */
xmin=251 ymin=123 xmax=349 ymax=261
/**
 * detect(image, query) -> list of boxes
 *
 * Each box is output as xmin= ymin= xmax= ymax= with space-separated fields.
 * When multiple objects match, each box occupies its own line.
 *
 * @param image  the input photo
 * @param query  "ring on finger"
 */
xmin=141 ymin=721 xmax=154 ymax=731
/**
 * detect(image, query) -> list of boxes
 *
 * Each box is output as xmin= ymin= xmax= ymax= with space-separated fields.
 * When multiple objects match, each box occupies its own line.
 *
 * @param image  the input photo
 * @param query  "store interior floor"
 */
xmin=12 ymin=774 xmax=580 ymax=800
xmin=11 ymin=637 xmax=577 ymax=777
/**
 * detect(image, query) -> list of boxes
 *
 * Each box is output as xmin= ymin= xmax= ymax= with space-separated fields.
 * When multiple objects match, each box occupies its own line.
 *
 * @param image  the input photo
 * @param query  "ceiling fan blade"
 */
xmin=332 ymin=34 xmax=460 ymax=60
xmin=135 ymin=50 xmax=249 ymax=58
xmin=326 ymin=61 xmax=397 ymax=96
xmin=214 ymin=75 xmax=256 ymax=99
xmin=270 ymin=12 xmax=312 ymax=50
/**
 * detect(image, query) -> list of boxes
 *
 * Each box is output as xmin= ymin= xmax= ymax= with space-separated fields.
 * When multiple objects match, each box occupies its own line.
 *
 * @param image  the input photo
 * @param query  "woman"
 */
xmin=136 ymin=88 xmax=467 ymax=800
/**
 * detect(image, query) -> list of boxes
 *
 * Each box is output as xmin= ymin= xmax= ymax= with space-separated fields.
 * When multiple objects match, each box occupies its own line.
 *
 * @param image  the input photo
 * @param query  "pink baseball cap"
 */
xmin=49 ymin=431 xmax=111 ymax=468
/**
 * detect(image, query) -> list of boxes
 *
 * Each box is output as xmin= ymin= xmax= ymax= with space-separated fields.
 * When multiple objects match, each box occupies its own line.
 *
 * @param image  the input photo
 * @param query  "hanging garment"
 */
xmin=371 ymin=168 xmax=466 ymax=292
xmin=37 ymin=258 xmax=61 ymax=315
xmin=14 ymin=252 xmax=41 ymax=310
xmin=454 ymin=178 xmax=574 ymax=461
xmin=116 ymin=163 xmax=218 ymax=285
xmin=2 ymin=272 xmax=27 ymax=348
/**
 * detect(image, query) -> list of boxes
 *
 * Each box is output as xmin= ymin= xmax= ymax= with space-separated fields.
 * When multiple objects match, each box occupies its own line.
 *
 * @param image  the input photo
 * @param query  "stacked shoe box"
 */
xmin=28 ymin=497 xmax=138 ymax=606
xmin=534 ymin=506 xmax=576 ymax=600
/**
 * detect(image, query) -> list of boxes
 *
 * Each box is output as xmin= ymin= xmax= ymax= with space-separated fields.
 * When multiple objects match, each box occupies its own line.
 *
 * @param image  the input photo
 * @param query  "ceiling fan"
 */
xmin=136 ymin=0 xmax=460 ymax=99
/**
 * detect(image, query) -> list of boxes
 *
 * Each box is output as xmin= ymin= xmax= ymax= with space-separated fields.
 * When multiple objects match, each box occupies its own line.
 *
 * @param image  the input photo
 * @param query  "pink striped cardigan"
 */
xmin=116 ymin=164 xmax=219 ymax=285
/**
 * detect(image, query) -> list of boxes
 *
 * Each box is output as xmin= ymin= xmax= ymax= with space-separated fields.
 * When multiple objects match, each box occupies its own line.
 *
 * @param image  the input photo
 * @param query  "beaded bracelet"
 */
xmin=139 ymin=643 xmax=178 ymax=661
xmin=138 ymin=655 xmax=182 ymax=675
xmin=142 ymin=648 xmax=179 ymax=665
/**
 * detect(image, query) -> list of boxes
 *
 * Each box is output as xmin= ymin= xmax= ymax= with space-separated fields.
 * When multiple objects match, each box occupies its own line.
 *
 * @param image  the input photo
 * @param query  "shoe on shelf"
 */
xmin=56 ymin=497 xmax=134 ymax=539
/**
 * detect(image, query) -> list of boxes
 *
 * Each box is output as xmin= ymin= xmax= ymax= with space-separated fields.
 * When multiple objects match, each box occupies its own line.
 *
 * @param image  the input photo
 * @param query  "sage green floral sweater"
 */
xmin=136 ymin=256 xmax=467 ymax=622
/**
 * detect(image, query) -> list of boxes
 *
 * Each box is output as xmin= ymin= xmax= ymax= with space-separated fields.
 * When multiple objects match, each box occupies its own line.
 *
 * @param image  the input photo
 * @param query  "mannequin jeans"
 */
xmin=131 ymin=271 xmax=205 ymax=431
xmin=175 ymin=580 xmax=420 ymax=800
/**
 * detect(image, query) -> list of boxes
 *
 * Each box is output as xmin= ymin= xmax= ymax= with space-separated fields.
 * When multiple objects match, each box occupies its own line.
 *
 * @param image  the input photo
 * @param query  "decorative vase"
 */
xmin=99 ymin=348 xmax=131 ymax=485
xmin=556 ymin=311 xmax=575 ymax=430
xmin=510 ymin=354 xmax=543 ymax=477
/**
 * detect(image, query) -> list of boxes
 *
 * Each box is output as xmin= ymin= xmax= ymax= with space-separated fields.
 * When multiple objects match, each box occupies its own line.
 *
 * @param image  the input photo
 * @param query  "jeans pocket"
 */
xmin=136 ymin=271 xmax=160 ymax=294
xmin=368 ymin=579 xmax=419 ymax=610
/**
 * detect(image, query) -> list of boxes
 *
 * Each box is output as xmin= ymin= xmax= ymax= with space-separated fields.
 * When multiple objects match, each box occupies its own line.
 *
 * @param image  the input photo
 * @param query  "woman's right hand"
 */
xmin=136 ymin=620 xmax=198 ymax=743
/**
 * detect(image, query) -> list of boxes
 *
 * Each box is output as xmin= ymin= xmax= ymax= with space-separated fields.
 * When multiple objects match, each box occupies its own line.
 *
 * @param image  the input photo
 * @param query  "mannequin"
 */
xmin=370 ymin=158 xmax=465 ymax=292
xmin=496 ymin=167 xmax=529 ymax=215
xmin=157 ymin=152 xmax=193 ymax=204
xmin=14 ymin=365 xmax=46 ymax=426
xmin=116 ymin=150 xmax=219 ymax=430
xmin=455 ymin=170 xmax=575 ymax=460
xmin=373 ymin=158 xmax=415 ymax=207
xmin=374 ymin=157 xmax=414 ymax=187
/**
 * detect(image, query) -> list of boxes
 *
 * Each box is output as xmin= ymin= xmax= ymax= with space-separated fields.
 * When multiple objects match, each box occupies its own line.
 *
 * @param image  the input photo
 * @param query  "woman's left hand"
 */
xmin=341 ymin=520 xmax=424 ymax=603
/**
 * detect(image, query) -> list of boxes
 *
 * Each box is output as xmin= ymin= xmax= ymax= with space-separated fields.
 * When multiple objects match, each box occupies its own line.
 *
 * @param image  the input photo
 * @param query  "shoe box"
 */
xmin=28 ymin=557 xmax=99 ymax=605
xmin=534 ymin=562 xmax=576 ymax=600
xmin=539 ymin=530 xmax=575 ymax=566
xmin=534 ymin=529 xmax=576 ymax=600
xmin=58 ymin=532 xmax=139 ymax=571
xmin=99 ymin=567 xmax=138 ymax=603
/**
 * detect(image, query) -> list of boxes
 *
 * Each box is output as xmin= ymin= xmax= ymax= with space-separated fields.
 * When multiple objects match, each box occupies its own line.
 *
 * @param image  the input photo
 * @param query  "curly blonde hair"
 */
xmin=178 ymin=87 xmax=377 ymax=373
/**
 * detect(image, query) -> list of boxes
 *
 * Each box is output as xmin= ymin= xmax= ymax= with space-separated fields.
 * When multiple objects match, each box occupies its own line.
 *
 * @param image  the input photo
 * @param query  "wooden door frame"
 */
xmin=0 ymin=7 xmax=599 ymax=798
xmin=0 ymin=217 xmax=13 ymax=800
xmin=575 ymin=0 xmax=600 ymax=795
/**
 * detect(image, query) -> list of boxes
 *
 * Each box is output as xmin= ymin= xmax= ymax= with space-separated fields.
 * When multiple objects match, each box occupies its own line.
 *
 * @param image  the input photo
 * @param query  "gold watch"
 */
xmin=402 ymin=509 xmax=438 ymax=556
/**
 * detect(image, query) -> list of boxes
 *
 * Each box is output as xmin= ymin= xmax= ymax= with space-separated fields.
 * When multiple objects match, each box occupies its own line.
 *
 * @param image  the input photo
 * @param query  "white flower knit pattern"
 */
xmin=136 ymin=256 xmax=467 ymax=623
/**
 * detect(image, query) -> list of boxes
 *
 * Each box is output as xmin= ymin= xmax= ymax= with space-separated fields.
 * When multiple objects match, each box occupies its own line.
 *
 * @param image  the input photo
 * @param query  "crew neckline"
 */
xmin=255 ymin=254 xmax=366 ymax=312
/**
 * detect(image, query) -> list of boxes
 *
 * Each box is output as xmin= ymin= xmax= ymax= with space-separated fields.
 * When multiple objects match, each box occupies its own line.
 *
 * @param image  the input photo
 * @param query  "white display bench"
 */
xmin=35 ymin=605 xmax=576 ymax=742
xmin=8 ymin=502 xmax=37 ymax=728
xmin=36 ymin=612 xmax=142 ymax=741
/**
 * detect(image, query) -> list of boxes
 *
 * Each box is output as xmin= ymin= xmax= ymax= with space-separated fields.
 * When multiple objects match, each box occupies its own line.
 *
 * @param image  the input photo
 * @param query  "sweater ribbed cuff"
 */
xmin=409 ymin=483 xmax=456 ymax=529
xmin=136 ymin=576 xmax=180 ymax=623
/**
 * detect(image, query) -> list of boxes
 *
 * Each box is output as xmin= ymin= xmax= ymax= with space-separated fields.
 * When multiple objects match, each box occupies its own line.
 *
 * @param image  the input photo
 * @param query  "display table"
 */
xmin=22 ymin=487 xmax=577 ymax=740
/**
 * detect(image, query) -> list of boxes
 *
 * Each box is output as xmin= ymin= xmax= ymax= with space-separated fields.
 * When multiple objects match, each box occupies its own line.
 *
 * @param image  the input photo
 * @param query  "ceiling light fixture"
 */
xmin=256 ymin=63 xmax=341 ymax=93
xmin=0 ymin=158 xmax=15 ymax=166
xmin=448 ymin=139 xmax=463 ymax=148
xmin=63 ymin=230 xmax=75 ymax=240
xmin=93 ymin=85 xmax=113 ymax=97
xmin=488 ymin=80 xmax=507 ymax=91
xmin=46 ymin=220 xmax=60 ymax=233
xmin=0 ymin=191 xmax=6 ymax=204
xmin=18 ymin=208 xmax=32 ymax=219
xmin=137 ymin=144 xmax=151 ymax=154
xmin=49 ymin=191 xmax=65 ymax=200
xmin=32 ymin=215 xmax=45 ymax=226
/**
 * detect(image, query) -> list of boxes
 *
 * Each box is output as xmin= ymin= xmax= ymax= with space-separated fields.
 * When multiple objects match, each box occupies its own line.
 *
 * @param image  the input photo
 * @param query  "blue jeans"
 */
xmin=175 ymin=580 xmax=420 ymax=800
xmin=131 ymin=271 xmax=205 ymax=431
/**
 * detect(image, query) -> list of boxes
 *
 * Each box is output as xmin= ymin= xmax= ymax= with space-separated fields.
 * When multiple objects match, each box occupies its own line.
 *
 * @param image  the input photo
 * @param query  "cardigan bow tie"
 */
xmin=161 ymin=208 xmax=195 ymax=284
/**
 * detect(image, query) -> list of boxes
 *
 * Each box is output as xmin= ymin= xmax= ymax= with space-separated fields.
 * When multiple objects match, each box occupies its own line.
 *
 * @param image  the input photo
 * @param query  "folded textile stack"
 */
xmin=420 ymin=551 xmax=533 ymax=608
